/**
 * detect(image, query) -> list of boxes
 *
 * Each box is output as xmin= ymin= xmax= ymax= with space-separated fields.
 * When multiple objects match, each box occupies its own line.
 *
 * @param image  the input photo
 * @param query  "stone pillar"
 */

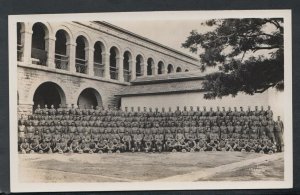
xmin=143 ymin=62 xmax=148 ymax=76
xmin=45 ymin=35 xmax=56 ymax=68
xmin=20 ymin=27 xmax=33 ymax=64
xmin=117 ymin=56 xmax=124 ymax=82
xmin=67 ymin=40 xmax=76 ymax=73
xmin=130 ymin=59 xmax=136 ymax=81
xmin=85 ymin=47 xmax=94 ymax=76
xmin=153 ymin=62 xmax=158 ymax=75
xmin=102 ymin=52 xmax=110 ymax=79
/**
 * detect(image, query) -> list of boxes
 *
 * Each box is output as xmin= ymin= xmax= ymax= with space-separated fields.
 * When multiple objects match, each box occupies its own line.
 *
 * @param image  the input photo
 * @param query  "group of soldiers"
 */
xmin=18 ymin=104 xmax=284 ymax=154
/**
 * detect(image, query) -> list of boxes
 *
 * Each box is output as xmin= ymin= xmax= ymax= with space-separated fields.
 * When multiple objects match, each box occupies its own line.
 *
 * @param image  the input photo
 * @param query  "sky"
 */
xmin=106 ymin=19 xmax=213 ymax=59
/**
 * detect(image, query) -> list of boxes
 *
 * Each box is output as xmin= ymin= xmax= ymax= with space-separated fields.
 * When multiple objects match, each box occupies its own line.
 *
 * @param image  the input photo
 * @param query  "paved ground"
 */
xmin=18 ymin=152 xmax=284 ymax=183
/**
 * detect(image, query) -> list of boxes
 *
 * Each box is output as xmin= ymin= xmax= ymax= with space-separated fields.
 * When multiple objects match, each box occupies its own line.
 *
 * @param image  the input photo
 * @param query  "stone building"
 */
xmin=17 ymin=21 xmax=201 ymax=116
xmin=16 ymin=21 xmax=283 ymax=118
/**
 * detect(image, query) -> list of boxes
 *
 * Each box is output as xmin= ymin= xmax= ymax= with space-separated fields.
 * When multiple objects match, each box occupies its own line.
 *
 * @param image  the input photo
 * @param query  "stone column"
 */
xmin=117 ymin=56 xmax=124 ymax=82
xmin=143 ymin=62 xmax=148 ymax=76
xmin=130 ymin=59 xmax=136 ymax=81
xmin=20 ymin=27 xmax=33 ymax=64
xmin=152 ymin=62 xmax=157 ymax=75
xmin=67 ymin=40 xmax=76 ymax=73
xmin=45 ymin=35 xmax=56 ymax=68
xmin=102 ymin=52 xmax=110 ymax=79
xmin=85 ymin=46 xmax=94 ymax=76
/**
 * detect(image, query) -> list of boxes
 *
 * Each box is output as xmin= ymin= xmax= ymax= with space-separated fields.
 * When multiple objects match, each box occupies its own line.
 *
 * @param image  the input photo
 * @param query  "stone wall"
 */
xmin=18 ymin=65 xmax=126 ymax=115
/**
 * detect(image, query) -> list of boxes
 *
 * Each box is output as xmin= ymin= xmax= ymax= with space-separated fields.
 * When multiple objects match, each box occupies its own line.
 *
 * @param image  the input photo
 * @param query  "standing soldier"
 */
xmin=266 ymin=120 xmax=276 ymax=143
xmin=266 ymin=106 xmax=273 ymax=119
xmin=274 ymin=116 xmax=284 ymax=152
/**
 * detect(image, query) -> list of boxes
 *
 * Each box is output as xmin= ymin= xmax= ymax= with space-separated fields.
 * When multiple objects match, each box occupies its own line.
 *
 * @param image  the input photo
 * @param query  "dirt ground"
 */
xmin=18 ymin=152 xmax=284 ymax=183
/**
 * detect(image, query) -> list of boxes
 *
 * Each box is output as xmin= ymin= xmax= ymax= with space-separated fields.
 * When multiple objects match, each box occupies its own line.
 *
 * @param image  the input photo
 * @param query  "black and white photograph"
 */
xmin=9 ymin=10 xmax=293 ymax=192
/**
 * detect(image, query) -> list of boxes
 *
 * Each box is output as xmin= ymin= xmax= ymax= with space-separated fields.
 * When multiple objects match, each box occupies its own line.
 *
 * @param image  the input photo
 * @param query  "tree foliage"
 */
xmin=182 ymin=18 xmax=284 ymax=99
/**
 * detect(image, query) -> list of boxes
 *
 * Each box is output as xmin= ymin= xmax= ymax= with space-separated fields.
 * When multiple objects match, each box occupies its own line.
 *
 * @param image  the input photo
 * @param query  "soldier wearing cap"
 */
xmin=47 ymin=104 xmax=55 ymax=116
xmin=154 ymin=130 xmax=164 ymax=152
xmin=220 ymin=122 xmax=228 ymax=140
xmin=274 ymin=116 xmax=284 ymax=152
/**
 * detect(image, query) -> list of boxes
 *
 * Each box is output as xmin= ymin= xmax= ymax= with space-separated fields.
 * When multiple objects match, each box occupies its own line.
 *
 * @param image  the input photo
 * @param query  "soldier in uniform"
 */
xmin=122 ymin=131 xmax=132 ymax=151
xmin=132 ymin=129 xmax=143 ymax=152
xmin=20 ymin=138 xmax=30 ymax=153
xmin=143 ymin=130 xmax=153 ymax=152
xmin=49 ymin=105 xmax=56 ymax=116
xmin=165 ymin=129 xmax=175 ymax=152
xmin=274 ymin=116 xmax=284 ymax=152
xmin=175 ymin=129 xmax=186 ymax=152
xmin=154 ymin=130 xmax=164 ymax=152
xmin=266 ymin=120 xmax=276 ymax=142
xmin=220 ymin=122 xmax=228 ymax=140
xmin=39 ymin=139 xmax=52 ymax=153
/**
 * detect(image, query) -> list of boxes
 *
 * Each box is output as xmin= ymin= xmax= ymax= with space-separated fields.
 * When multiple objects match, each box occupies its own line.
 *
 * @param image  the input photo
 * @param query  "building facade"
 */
xmin=17 ymin=21 xmax=201 ymax=116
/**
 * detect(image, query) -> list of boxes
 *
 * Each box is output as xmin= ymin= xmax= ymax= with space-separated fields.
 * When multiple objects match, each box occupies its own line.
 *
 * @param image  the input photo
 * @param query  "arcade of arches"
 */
xmin=17 ymin=22 xmax=195 ymax=83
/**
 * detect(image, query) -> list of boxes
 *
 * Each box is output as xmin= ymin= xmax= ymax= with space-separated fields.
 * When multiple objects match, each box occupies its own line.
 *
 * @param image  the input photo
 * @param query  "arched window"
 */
xmin=75 ymin=35 xmax=88 ymax=74
xmin=55 ymin=30 xmax=69 ymax=70
xmin=185 ymin=69 xmax=189 ymax=72
xmin=31 ymin=22 xmax=48 ymax=65
xmin=136 ymin=55 xmax=144 ymax=77
xmin=94 ymin=41 xmax=105 ymax=77
xmin=158 ymin=61 xmax=165 ymax=74
xmin=176 ymin=66 xmax=182 ymax=72
xmin=167 ymin=64 xmax=174 ymax=74
xmin=147 ymin=58 xmax=154 ymax=75
xmin=110 ymin=46 xmax=119 ymax=80
xmin=123 ymin=51 xmax=132 ymax=82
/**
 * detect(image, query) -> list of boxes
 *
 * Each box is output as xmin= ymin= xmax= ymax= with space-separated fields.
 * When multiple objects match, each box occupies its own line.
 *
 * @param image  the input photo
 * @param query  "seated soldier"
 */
xmin=19 ymin=138 xmax=30 ymax=154
xmin=39 ymin=139 xmax=52 ymax=154
xmin=70 ymin=140 xmax=80 ymax=153
xmin=43 ymin=129 xmax=52 ymax=143
xmin=217 ymin=139 xmax=227 ymax=151
xmin=96 ymin=139 xmax=107 ymax=153
xmin=122 ymin=131 xmax=132 ymax=151
xmin=81 ymin=139 xmax=91 ymax=153
xmin=220 ymin=122 xmax=228 ymax=140
xmin=143 ymin=131 xmax=153 ymax=152
xmin=132 ymin=129 xmax=144 ymax=152
xmin=154 ymin=130 xmax=164 ymax=153
xmin=195 ymin=138 xmax=207 ymax=152
xmin=61 ymin=138 xmax=71 ymax=153
xmin=236 ymin=139 xmax=248 ymax=152
xmin=206 ymin=140 xmax=218 ymax=151
xmin=249 ymin=124 xmax=259 ymax=140
xmin=175 ymin=129 xmax=186 ymax=152
xmin=185 ymin=129 xmax=197 ymax=152
xmin=26 ymin=122 xmax=35 ymax=143
xmin=107 ymin=140 xmax=116 ymax=153
xmin=33 ymin=130 xmax=41 ymax=143
xmin=246 ymin=139 xmax=257 ymax=153
xmin=265 ymin=139 xmax=277 ymax=154
xmin=165 ymin=129 xmax=175 ymax=152
xmin=257 ymin=139 xmax=267 ymax=154
xmin=88 ymin=140 xmax=97 ymax=154
xmin=29 ymin=139 xmax=40 ymax=153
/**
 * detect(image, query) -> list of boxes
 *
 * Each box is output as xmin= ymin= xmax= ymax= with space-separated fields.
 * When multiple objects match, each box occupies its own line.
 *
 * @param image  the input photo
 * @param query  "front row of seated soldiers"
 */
xmin=19 ymin=123 xmax=280 ymax=154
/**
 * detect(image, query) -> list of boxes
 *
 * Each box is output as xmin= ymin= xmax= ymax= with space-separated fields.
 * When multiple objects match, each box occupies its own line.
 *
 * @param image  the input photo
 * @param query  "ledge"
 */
xmin=17 ymin=62 xmax=130 ymax=86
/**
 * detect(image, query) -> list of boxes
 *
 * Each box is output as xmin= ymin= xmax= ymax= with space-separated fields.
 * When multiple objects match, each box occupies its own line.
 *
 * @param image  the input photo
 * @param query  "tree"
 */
xmin=182 ymin=18 xmax=284 ymax=99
